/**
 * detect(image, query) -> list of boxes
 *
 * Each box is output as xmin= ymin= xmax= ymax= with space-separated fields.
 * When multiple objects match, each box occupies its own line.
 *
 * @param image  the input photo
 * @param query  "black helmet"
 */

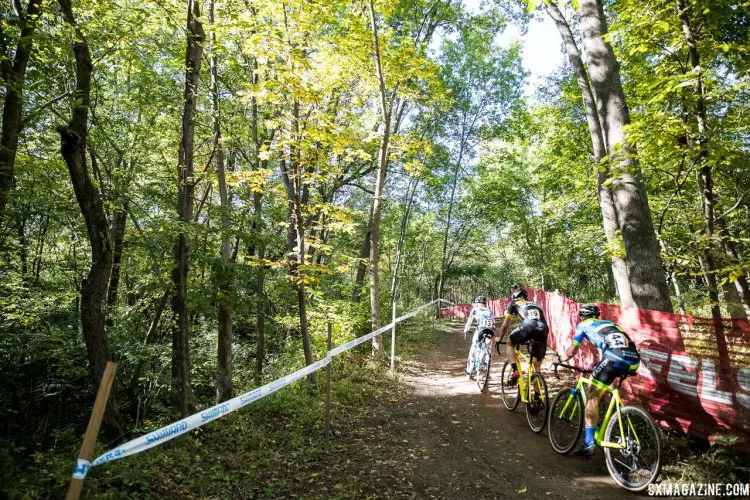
xmin=512 ymin=288 xmax=527 ymax=300
xmin=474 ymin=295 xmax=487 ymax=304
xmin=510 ymin=283 xmax=521 ymax=291
xmin=579 ymin=304 xmax=600 ymax=320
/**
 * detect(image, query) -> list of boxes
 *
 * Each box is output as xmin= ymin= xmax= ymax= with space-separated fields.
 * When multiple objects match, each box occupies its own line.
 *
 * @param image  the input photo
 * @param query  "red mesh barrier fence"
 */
xmin=441 ymin=290 xmax=750 ymax=450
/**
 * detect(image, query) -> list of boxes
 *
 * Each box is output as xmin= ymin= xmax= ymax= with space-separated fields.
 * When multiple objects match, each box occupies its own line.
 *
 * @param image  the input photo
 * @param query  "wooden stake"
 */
xmin=324 ymin=322 xmax=332 ymax=448
xmin=390 ymin=296 xmax=397 ymax=377
xmin=66 ymin=361 xmax=117 ymax=500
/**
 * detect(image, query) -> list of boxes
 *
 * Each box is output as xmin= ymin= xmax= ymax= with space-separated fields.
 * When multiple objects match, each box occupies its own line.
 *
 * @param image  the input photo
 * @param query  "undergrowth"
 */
xmin=3 ymin=313 xmax=445 ymax=499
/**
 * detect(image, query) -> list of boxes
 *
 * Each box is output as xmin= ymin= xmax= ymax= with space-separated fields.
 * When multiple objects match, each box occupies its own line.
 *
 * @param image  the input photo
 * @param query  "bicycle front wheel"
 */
xmin=476 ymin=348 xmax=491 ymax=392
xmin=525 ymin=372 xmax=549 ymax=433
xmin=499 ymin=361 xmax=520 ymax=411
xmin=548 ymin=387 xmax=583 ymax=454
xmin=603 ymin=406 xmax=662 ymax=492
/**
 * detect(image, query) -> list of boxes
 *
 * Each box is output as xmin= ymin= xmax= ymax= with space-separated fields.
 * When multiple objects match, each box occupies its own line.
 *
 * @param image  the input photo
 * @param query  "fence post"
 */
xmin=324 ymin=321 xmax=332 ymax=448
xmin=390 ymin=293 xmax=398 ymax=377
xmin=66 ymin=361 xmax=117 ymax=500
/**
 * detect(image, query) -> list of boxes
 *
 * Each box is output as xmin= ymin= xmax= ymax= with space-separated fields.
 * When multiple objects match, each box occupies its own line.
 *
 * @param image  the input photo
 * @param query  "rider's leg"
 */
xmin=584 ymin=384 xmax=606 ymax=446
xmin=466 ymin=331 xmax=479 ymax=376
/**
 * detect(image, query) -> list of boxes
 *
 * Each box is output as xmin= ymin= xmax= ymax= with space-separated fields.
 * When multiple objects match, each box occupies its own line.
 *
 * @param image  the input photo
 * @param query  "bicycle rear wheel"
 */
xmin=525 ymin=372 xmax=549 ymax=433
xmin=476 ymin=348 xmax=491 ymax=392
xmin=603 ymin=406 xmax=662 ymax=492
xmin=548 ymin=387 xmax=583 ymax=454
xmin=500 ymin=361 xmax=520 ymax=411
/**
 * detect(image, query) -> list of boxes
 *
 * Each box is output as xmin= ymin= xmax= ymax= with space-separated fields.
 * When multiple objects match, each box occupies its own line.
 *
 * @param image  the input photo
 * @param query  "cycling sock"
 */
xmin=584 ymin=425 xmax=596 ymax=447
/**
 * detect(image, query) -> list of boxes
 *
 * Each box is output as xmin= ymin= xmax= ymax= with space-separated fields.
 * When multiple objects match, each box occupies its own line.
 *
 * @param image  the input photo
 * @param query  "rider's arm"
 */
xmin=463 ymin=308 xmax=475 ymax=333
xmin=559 ymin=324 xmax=586 ymax=362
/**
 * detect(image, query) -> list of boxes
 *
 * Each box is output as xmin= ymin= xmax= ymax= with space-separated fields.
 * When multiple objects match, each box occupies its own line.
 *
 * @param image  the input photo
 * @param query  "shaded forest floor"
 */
xmin=7 ymin=319 xmax=748 ymax=499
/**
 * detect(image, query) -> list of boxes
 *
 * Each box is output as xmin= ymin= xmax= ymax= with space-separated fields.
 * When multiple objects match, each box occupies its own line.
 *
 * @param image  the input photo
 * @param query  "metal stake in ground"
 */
xmin=66 ymin=361 xmax=117 ymax=500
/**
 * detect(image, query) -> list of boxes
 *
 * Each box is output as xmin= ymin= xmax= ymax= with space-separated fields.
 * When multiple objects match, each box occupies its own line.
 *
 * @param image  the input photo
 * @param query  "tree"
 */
xmin=171 ymin=0 xmax=205 ymax=415
xmin=56 ymin=0 xmax=120 ymax=427
xmin=0 ymin=0 xmax=44 ymax=220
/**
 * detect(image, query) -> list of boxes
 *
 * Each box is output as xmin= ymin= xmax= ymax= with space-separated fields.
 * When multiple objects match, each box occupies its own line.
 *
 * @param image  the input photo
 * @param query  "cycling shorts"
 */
xmin=591 ymin=348 xmax=640 ymax=389
xmin=509 ymin=320 xmax=548 ymax=361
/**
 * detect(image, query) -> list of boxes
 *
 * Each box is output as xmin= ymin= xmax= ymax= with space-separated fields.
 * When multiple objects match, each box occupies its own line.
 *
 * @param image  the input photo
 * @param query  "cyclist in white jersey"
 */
xmin=463 ymin=296 xmax=495 ymax=378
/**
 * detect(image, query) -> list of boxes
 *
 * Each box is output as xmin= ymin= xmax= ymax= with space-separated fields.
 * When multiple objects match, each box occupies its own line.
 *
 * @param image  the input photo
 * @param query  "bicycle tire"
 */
xmin=525 ymin=372 xmax=549 ymax=433
xmin=548 ymin=387 xmax=583 ymax=454
xmin=476 ymin=348 xmax=491 ymax=392
xmin=603 ymin=405 xmax=662 ymax=492
xmin=500 ymin=361 xmax=520 ymax=411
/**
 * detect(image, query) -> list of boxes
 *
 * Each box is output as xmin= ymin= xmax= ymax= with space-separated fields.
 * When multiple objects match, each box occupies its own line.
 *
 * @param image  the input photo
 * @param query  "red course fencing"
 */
xmin=440 ymin=290 xmax=750 ymax=450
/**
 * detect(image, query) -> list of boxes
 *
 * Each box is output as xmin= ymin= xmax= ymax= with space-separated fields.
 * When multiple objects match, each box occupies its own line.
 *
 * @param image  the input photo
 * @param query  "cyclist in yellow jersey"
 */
xmin=499 ymin=288 xmax=548 ymax=382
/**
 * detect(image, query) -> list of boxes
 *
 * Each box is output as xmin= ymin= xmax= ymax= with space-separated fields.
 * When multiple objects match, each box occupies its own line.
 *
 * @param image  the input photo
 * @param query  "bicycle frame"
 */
xmin=513 ymin=345 xmax=537 ymax=404
xmin=557 ymin=375 xmax=639 ymax=450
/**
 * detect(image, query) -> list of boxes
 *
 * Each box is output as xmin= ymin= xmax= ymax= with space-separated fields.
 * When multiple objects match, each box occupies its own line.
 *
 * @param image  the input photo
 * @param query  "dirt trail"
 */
xmin=384 ymin=320 xmax=634 ymax=499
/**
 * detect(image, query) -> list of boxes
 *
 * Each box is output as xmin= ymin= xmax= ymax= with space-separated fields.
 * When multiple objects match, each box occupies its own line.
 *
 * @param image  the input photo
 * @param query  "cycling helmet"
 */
xmin=512 ymin=288 xmax=527 ymax=300
xmin=474 ymin=295 xmax=487 ymax=304
xmin=579 ymin=304 xmax=600 ymax=320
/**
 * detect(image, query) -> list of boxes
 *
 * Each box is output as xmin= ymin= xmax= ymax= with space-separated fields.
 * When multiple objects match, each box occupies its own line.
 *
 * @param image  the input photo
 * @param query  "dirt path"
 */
xmin=382 ymin=320 xmax=635 ymax=499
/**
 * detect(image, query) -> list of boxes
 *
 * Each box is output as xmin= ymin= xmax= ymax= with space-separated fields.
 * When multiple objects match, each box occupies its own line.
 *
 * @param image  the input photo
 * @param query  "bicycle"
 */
xmin=497 ymin=340 xmax=549 ymax=433
xmin=467 ymin=329 xmax=493 ymax=392
xmin=548 ymin=363 xmax=662 ymax=492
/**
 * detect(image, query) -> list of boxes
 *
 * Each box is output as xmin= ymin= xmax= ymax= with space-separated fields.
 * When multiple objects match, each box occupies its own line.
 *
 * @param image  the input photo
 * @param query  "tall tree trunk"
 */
xmin=107 ymin=207 xmax=127 ymax=309
xmin=32 ymin=213 xmax=48 ymax=283
xmin=253 ymin=189 xmax=265 ymax=383
xmin=17 ymin=214 xmax=28 ymax=277
xmin=368 ymin=0 xmax=394 ymax=359
xmin=249 ymin=56 xmax=266 ymax=383
xmin=56 ymin=0 xmax=120 ymax=428
xmin=0 ymin=0 xmax=44 ymax=219
xmin=351 ymin=207 xmax=372 ymax=303
xmin=545 ymin=0 xmax=633 ymax=305
xmin=578 ymin=0 xmax=672 ymax=312
xmin=171 ymin=0 xmax=204 ymax=416
xmin=716 ymin=216 xmax=750 ymax=316
xmin=676 ymin=0 xmax=721 ymax=321
xmin=209 ymin=0 xmax=234 ymax=402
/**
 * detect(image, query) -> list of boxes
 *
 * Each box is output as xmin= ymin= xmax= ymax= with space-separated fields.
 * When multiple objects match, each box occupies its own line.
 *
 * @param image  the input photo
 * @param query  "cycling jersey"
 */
xmin=505 ymin=299 xmax=548 ymax=360
xmin=504 ymin=299 xmax=546 ymax=323
xmin=465 ymin=305 xmax=495 ymax=334
xmin=573 ymin=318 xmax=640 ymax=388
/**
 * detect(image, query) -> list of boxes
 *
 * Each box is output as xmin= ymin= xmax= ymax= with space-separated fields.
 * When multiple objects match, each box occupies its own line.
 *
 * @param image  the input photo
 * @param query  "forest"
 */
xmin=1 ymin=0 xmax=749 ymax=496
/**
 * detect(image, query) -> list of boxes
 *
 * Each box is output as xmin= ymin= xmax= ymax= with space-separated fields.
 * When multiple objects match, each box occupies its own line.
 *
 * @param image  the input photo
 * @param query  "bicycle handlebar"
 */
xmin=552 ymin=362 xmax=593 ymax=379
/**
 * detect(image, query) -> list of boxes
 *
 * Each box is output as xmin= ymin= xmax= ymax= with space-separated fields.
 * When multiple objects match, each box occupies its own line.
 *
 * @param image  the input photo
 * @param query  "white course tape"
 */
xmin=74 ymin=299 xmax=451 ymax=478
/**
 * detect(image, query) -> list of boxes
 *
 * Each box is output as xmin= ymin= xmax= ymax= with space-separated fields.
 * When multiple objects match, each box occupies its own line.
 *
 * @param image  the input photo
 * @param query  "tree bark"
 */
xmin=56 ymin=0 xmax=120 ymax=428
xmin=107 ymin=207 xmax=127 ymax=309
xmin=368 ymin=0 xmax=392 ymax=359
xmin=351 ymin=207 xmax=373 ymax=303
xmin=544 ymin=0 xmax=633 ymax=305
xmin=209 ymin=0 xmax=234 ymax=403
xmin=0 ymin=0 xmax=44 ymax=219
xmin=578 ymin=0 xmax=673 ymax=312
xmin=171 ymin=0 xmax=204 ymax=416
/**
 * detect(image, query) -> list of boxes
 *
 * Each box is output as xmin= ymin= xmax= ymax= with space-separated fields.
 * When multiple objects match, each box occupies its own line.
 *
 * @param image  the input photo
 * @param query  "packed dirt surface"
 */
xmin=364 ymin=320 xmax=635 ymax=499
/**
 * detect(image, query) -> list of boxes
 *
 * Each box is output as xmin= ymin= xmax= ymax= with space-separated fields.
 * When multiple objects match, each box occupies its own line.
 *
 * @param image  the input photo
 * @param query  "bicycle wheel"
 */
xmin=476 ymin=348 xmax=491 ymax=392
xmin=525 ymin=372 xmax=549 ymax=433
xmin=603 ymin=406 xmax=662 ymax=492
xmin=548 ymin=387 xmax=584 ymax=454
xmin=499 ymin=361 xmax=520 ymax=411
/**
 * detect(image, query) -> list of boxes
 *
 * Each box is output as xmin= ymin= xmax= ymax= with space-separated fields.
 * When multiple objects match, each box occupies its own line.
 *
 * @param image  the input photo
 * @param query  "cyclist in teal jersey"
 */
xmin=557 ymin=304 xmax=641 ymax=456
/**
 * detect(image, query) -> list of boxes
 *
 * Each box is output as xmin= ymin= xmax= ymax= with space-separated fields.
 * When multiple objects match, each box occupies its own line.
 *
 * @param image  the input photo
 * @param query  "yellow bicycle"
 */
xmin=548 ymin=363 xmax=662 ymax=492
xmin=498 ymin=340 xmax=549 ymax=433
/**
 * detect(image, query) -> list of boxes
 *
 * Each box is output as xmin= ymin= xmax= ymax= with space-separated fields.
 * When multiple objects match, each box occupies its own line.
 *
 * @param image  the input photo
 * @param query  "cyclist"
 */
xmin=463 ymin=296 xmax=495 ymax=378
xmin=556 ymin=304 xmax=641 ymax=456
xmin=499 ymin=288 xmax=548 ymax=383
